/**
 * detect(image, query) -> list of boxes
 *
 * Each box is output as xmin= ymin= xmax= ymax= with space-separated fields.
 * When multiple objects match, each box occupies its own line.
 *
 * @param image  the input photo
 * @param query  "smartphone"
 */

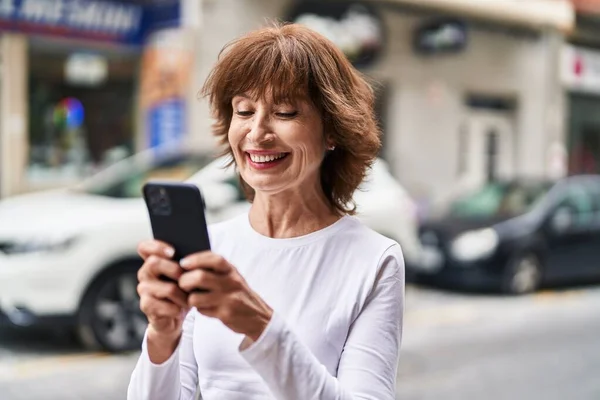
xmin=142 ymin=181 xmax=212 ymax=263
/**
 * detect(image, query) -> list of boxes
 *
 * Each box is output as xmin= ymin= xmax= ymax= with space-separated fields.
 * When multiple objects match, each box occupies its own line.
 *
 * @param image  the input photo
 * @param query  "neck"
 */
xmin=248 ymin=181 xmax=341 ymax=239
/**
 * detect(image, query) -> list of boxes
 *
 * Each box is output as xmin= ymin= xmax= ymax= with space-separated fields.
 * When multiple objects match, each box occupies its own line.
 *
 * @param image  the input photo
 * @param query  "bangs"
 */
xmin=201 ymin=22 xmax=381 ymax=215
xmin=210 ymin=32 xmax=314 ymax=107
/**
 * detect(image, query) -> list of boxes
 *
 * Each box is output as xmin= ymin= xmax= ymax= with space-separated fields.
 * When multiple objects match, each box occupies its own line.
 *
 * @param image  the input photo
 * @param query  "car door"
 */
xmin=584 ymin=179 xmax=600 ymax=278
xmin=544 ymin=180 xmax=600 ymax=282
xmin=353 ymin=159 xmax=421 ymax=266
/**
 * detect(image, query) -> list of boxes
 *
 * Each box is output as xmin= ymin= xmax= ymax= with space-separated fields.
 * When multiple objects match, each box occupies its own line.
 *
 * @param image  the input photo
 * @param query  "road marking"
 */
xmin=405 ymin=304 xmax=481 ymax=328
xmin=533 ymin=288 xmax=587 ymax=303
xmin=404 ymin=287 xmax=593 ymax=327
xmin=0 ymin=352 xmax=112 ymax=382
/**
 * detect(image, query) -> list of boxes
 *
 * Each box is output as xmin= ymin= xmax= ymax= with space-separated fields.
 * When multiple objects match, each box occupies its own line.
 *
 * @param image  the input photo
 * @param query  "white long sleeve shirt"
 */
xmin=127 ymin=213 xmax=405 ymax=400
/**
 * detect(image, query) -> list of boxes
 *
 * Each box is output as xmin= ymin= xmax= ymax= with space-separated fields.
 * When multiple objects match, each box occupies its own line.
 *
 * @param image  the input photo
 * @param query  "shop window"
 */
xmin=567 ymin=93 xmax=600 ymax=176
xmin=568 ymin=124 xmax=600 ymax=175
xmin=558 ymin=183 xmax=597 ymax=228
xmin=27 ymin=39 xmax=140 ymax=184
xmin=485 ymin=129 xmax=499 ymax=182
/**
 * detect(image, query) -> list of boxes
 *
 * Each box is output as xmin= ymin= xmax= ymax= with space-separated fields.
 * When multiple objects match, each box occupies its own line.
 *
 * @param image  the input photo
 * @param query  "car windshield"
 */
xmin=449 ymin=181 xmax=552 ymax=218
xmin=75 ymin=150 xmax=213 ymax=199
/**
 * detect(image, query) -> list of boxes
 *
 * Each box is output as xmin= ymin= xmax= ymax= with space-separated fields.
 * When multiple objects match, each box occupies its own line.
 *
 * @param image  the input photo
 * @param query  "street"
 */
xmin=398 ymin=285 xmax=600 ymax=400
xmin=1 ymin=284 xmax=599 ymax=400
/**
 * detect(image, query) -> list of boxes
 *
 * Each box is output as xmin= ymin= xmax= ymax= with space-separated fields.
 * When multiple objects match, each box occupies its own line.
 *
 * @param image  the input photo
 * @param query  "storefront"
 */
xmin=272 ymin=0 xmax=567 ymax=202
xmin=0 ymin=0 xmax=190 ymax=198
xmin=26 ymin=38 xmax=140 ymax=185
xmin=188 ymin=0 xmax=573 ymax=203
xmin=561 ymin=44 xmax=600 ymax=175
xmin=369 ymin=10 xmax=565 ymax=203
xmin=559 ymin=1 xmax=600 ymax=176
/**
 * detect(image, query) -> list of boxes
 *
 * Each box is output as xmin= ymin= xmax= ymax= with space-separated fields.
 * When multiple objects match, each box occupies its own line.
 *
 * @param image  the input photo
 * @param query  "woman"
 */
xmin=128 ymin=22 xmax=404 ymax=400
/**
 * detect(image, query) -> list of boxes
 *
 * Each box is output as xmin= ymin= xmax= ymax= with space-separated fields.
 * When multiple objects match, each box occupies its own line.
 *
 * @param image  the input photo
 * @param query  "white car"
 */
xmin=0 ymin=148 xmax=421 ymax=352
xmin=187 ymin=156 xmax=423 ymax=266
xmin=0 ymin=146 xmax=215 ymax=352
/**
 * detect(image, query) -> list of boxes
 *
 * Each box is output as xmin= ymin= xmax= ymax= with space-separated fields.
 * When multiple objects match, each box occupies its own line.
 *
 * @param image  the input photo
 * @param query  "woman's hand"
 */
xmin=178 ymin=251 xmax=273 ymax=343
xmin=136 ymin=240 xmax=190 ymax=362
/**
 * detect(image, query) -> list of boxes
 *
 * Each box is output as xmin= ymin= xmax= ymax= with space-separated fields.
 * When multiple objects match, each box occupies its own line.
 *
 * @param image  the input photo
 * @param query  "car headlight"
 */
xmin=450 ymin=228 xmax=499 ymax=263
xmin=1 ymin=236 xmax=78 ymax=255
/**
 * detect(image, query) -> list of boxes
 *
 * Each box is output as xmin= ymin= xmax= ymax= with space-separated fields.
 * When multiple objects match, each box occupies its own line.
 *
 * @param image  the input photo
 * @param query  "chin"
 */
xmin=246 ymin=180 xmax=282 ymax=193
xmin=244 ymin=177 xmax=289 ymax=194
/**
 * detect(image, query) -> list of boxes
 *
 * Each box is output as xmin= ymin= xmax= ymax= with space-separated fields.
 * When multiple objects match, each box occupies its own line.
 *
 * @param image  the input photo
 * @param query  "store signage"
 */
xmin=286 ymin=0 xmax=386 ymax=69
xmin=141 ymin=29 xmax=193 ymax=149
xmin=414 ymin=19 xmax=468 ymax=55
xmin=0 ymin=0 xmax=180 ymax=46
xmin=65 ymin=53 xmax=108 ymax=86
xmin=561 ymin=44 xmax=600 ymax=94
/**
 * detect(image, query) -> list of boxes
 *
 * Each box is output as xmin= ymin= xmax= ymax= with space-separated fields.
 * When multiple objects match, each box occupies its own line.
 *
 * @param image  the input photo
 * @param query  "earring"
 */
xmin=328 ymin=145 xmax=336 ymax=151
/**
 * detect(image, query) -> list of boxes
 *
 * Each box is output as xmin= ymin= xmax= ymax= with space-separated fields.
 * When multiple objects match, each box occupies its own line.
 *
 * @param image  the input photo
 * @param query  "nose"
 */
xmin=246 ymin=110 xmax=273 ymax=144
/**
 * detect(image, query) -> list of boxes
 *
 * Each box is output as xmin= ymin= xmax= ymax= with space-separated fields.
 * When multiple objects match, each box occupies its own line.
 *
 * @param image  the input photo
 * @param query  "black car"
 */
xmin=412 ymin=175 xmax=600 ymax=294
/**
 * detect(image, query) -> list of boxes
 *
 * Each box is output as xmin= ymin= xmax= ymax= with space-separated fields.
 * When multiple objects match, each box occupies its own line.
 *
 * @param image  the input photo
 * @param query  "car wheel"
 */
xmin=77 ymin=263 xmax=147 ymax=352
xmin=502 ymin=253 xmax=542 ymax=295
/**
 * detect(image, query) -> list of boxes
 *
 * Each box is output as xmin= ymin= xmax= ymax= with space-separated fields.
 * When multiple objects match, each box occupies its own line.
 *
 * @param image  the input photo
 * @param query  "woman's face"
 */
xmin=228 ymin=93 xmax=328 ymax=196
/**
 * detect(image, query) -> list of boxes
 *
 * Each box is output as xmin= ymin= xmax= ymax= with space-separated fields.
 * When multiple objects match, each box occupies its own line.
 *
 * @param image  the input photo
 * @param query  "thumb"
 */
xmin=179 ymin=307 xmax=191 ymax=321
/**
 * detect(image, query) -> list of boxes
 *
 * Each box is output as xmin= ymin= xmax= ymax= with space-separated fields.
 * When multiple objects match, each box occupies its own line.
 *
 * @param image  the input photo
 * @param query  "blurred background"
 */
xmin=0 ymin=0 xmax=600 ymax=399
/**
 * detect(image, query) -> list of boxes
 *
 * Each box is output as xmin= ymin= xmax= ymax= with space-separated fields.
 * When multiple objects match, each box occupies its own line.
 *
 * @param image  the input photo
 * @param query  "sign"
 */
xmin=561 ymin=44 xmax=600 ymax=94
xmin=414 ymin=19 xmax=468 ymax=56
xmin=140 ymin=29 xmax=193 ymax=149
xmin=0 ymin=0 xmax=180 ymax=46
xmin=144 ymin=0 xmax=181 ymax=33
xmin=54 ymin=97 xmax=85 ymax=130
xmin=65 ymin=53 xmax=108 ymax=86
xmin=286 ymin=0 xmax=385 ymax=69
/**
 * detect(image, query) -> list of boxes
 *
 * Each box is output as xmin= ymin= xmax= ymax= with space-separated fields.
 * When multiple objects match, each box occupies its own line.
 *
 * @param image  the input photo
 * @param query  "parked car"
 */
xmin=412 ymin=175 xmax=600 ymax=294
xmin=0 ymin=145 xmax=214 ymax=352
xmin=0 ymin=149 xmax=421 ymax=352
xmin=186 ymin=156 xmax=424 ymax=268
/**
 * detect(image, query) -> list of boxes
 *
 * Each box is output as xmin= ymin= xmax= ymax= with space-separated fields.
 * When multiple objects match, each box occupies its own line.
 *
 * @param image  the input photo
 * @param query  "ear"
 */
xmin=325 ymin=136 xmax=336 ymax=151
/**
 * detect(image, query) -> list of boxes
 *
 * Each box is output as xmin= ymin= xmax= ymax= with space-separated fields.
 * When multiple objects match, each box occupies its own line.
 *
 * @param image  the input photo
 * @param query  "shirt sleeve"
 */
xmin=240 ymin=244 xmax=405 ymax=400
xmin=127 ymin=309 xmax=199 ymax=400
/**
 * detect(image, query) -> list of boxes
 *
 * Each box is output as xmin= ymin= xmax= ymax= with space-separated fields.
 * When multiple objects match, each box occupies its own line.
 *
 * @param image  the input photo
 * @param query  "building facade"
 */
xmin=0 ymin=0 xmax=579 ymax=206
xmin=193 ymin=0 xmax=573 ymax=204
xmin=561 ymin=1 xmax=600 ymax=176
xmin=0 ymin=0 xmax=193 ymax=198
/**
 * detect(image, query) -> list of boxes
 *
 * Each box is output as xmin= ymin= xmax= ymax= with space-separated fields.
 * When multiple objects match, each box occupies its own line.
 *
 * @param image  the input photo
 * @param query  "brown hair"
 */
xmin=200 ymin=21 xmax=381 ymax=215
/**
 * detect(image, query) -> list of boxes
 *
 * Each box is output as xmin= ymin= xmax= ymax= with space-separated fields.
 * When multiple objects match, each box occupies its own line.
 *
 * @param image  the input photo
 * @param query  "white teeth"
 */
xmin=249 ymin=153 xmax=286 ymax=163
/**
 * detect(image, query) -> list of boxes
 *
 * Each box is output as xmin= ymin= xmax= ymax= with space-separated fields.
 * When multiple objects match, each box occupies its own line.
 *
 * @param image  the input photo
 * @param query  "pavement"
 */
xmin=0 ymin=283 xmax=599 ymax=400
xmin=397 ymin=285 xmax=600 ymax=400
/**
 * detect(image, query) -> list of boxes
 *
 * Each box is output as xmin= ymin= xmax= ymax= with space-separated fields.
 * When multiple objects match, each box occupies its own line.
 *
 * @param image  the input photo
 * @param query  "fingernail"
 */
xmin=164 ymin=247 xmax=175 ymax=258
xmin=180 ymin=258 xmax=191 ymax=268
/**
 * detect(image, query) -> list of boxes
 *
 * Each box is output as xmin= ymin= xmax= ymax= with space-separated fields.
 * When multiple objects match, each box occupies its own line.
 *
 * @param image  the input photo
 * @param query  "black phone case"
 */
xmin=142 ymin=181 xmax=212 ymax=262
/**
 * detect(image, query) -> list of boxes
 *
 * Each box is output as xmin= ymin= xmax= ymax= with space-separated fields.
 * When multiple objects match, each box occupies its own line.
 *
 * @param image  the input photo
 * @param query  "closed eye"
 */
xmin=276 ymin=112 xmax=298 ymax=118
xmin=236 ymin=111 xmax=254 ymax=117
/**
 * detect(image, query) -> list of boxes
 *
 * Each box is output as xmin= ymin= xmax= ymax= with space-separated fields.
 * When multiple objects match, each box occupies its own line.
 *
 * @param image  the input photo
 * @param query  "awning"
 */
xmin=372 ymin=0 xmax=576 ymax=32
xmin=0 ymin=0 xmax=182 ymax=47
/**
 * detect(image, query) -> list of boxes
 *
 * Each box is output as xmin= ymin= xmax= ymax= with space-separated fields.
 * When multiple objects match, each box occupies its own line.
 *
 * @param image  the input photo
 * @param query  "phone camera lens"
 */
xmin=147 ymin=186 xmax=172 ymax=216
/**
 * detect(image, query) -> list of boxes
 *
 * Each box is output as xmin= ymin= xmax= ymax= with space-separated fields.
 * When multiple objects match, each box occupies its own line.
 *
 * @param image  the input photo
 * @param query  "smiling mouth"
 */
xmin=246 ymin=152 xmax=289 ymax=163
